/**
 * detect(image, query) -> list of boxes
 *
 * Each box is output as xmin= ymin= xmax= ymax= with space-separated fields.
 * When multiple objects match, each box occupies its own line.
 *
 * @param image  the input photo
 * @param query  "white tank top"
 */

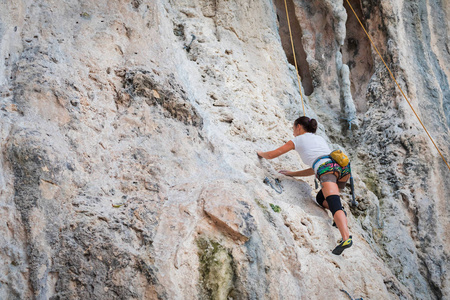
xmin=291 ymin=133 xmax=331 ymax=171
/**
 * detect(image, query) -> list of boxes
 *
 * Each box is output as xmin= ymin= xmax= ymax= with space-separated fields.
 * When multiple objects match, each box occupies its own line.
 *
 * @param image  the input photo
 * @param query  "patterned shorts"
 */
xmin=316 ymin=160 xmax=351 ymax=180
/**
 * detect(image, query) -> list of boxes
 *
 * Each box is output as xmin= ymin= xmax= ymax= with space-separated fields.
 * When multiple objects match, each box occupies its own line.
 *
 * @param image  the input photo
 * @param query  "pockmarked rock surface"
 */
xmin=0 ymin=0 xmax=449 ymax=299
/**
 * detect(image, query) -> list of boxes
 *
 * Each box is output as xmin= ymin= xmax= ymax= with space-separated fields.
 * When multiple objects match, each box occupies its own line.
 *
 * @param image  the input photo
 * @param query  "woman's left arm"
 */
xmin=279 ymin=168 xmax=314 ymax=177
xmin=257 ymin=141 xmax=295 ymax=159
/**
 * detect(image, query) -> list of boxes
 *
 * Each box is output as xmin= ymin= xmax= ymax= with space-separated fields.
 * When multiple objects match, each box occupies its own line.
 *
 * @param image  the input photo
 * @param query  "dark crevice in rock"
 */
xmin=274 ymin=0 xmax=314 ymax=96
xmin=383 ymin=278 xmax=409 ymax=300
xmin=402 ymin=0 xmax=450 ymax=131
xmin=6 ymin=130 xmax=58 ymax=299
xmin=242 ymin=233 xmax=268 ymax=299
xmin=343 ymin=0 xmax=374 ymax=114
xmin=131 ymin=0 xmax=142 ymax=10
xmin=173 ymin=22 xmax=185 ymax=39
xmin=53 ymin=221 xmax=166 ymax=299
xmin=115 ymin=69 xmax=203 ymax=127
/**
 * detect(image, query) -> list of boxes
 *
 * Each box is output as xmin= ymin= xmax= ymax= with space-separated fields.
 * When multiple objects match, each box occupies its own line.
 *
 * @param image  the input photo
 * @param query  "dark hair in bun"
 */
xmin=294 ymin=116 xmax=318 ymax=133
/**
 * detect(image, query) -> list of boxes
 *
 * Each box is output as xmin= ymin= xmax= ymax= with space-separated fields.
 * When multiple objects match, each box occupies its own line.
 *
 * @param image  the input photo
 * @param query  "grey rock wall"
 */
xmin=0 ymin=0 xmax=449 ymax=299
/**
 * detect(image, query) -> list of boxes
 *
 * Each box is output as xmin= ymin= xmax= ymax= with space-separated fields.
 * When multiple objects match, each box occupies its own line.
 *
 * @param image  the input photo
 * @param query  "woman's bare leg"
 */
xmin=322 ymin=181 xmax=350 ymax=241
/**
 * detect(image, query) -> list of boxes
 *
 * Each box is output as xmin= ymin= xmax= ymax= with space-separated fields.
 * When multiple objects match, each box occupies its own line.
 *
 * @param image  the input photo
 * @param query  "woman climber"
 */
xmin=257 ymin=116 xmax=352 ymax=255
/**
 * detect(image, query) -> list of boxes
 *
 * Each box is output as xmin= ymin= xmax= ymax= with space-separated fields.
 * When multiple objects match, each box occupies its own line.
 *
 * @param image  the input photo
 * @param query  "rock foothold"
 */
xmin=201 ymin=181 xmax=255 ymax=242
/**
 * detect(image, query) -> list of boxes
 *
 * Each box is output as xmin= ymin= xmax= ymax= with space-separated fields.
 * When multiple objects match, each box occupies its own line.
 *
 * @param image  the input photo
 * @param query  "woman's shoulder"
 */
xmin=297 ymin=132 xmax=315 ymax=140
xmin=292 ymin=133 xmax=316 ymax=145
xmin=303 ymin=133 xmax=329 ymax=146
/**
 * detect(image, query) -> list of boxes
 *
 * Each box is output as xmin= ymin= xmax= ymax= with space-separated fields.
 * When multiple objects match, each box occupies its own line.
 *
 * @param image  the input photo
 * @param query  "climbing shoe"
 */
xmin=332 ymin=209 xmax=347 ymax=228
xmin=332 ymin=235 xmax=352 ymax=255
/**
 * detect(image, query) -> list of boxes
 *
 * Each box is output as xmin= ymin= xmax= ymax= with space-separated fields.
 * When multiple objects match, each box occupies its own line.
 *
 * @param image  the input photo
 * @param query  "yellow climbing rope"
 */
xmin=346 ymin=0 xmax=450 ymax=172
xmin=284 ymin=0 xmax=306 ymax=116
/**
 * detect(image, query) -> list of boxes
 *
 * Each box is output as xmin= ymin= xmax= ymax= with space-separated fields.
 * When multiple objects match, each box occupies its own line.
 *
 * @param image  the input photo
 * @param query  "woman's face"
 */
xmin=293 ymin=124 xmax=304 ymax=137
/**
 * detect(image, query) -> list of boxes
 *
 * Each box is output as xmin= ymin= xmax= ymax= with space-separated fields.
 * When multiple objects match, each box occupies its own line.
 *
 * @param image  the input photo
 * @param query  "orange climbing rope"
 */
xmin=346 ymin=0 xmax=450 ymax=172
xmin=284 ymin=0 xmax=306 ymax=116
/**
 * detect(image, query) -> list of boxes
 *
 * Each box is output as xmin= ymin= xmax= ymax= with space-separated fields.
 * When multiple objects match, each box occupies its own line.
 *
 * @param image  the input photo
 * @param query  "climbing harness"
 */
xmin=340 ymin=289 xmax=363 ymax=300
xmin=312 ymin=151 xmax=350 ymax=176
xmin=183 ymin=34 xmax=196 ymax=53
xmin=313 ymin=155 xmax=358 ymax=207
xmin=283 ymin=0 xmax=306 ymax=116
xmin=312 ymin=155 xmax=332 ymax=170
xmin=263 ymin=177 xmax=283 ymax=194
xmin=346 ymin=0 xmax=450 ymax=172
xmin=311 ymin=150 xmax=349 ymax=171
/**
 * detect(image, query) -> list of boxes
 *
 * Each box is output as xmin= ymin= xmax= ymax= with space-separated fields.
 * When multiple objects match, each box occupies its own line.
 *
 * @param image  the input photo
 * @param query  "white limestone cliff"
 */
xmin=0 ymin=0 xmax=449 ymax=299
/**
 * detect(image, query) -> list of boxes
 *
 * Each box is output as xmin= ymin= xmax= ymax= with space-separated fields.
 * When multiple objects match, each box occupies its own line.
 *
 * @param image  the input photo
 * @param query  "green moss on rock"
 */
xmin=254 ymin=198 xmax=267 ymax=210
xmin=269 ymin=203 xmax=281 ymax=213
xmin=197 ymin=238 xmax=236 ymax=300
xmin=363 ymin=171 xmax=381 ymax=199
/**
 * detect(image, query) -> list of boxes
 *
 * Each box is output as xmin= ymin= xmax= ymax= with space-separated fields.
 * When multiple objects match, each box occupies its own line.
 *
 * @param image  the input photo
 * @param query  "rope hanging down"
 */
xmin=284 ymin=0 xmax=306 ymax=116
xmin=345 ymin=0 xmax=450 ymax=172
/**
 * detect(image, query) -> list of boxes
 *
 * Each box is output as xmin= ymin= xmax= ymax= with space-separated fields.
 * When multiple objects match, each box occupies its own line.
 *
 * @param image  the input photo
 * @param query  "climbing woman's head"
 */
xmin=293 ymin=116 xmax=318 ymax=135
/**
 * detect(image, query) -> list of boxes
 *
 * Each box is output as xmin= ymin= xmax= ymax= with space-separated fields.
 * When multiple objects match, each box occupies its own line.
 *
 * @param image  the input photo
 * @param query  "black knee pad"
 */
xmin=326 ymin=195 xmax=342 ymax=216
xmin=316 ymin=190 xmax=325 ymax=207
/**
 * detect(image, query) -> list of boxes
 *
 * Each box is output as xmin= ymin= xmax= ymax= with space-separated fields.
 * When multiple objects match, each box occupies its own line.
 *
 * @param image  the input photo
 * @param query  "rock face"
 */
xmin=0 ymin=0 xmax=449 ymax=299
